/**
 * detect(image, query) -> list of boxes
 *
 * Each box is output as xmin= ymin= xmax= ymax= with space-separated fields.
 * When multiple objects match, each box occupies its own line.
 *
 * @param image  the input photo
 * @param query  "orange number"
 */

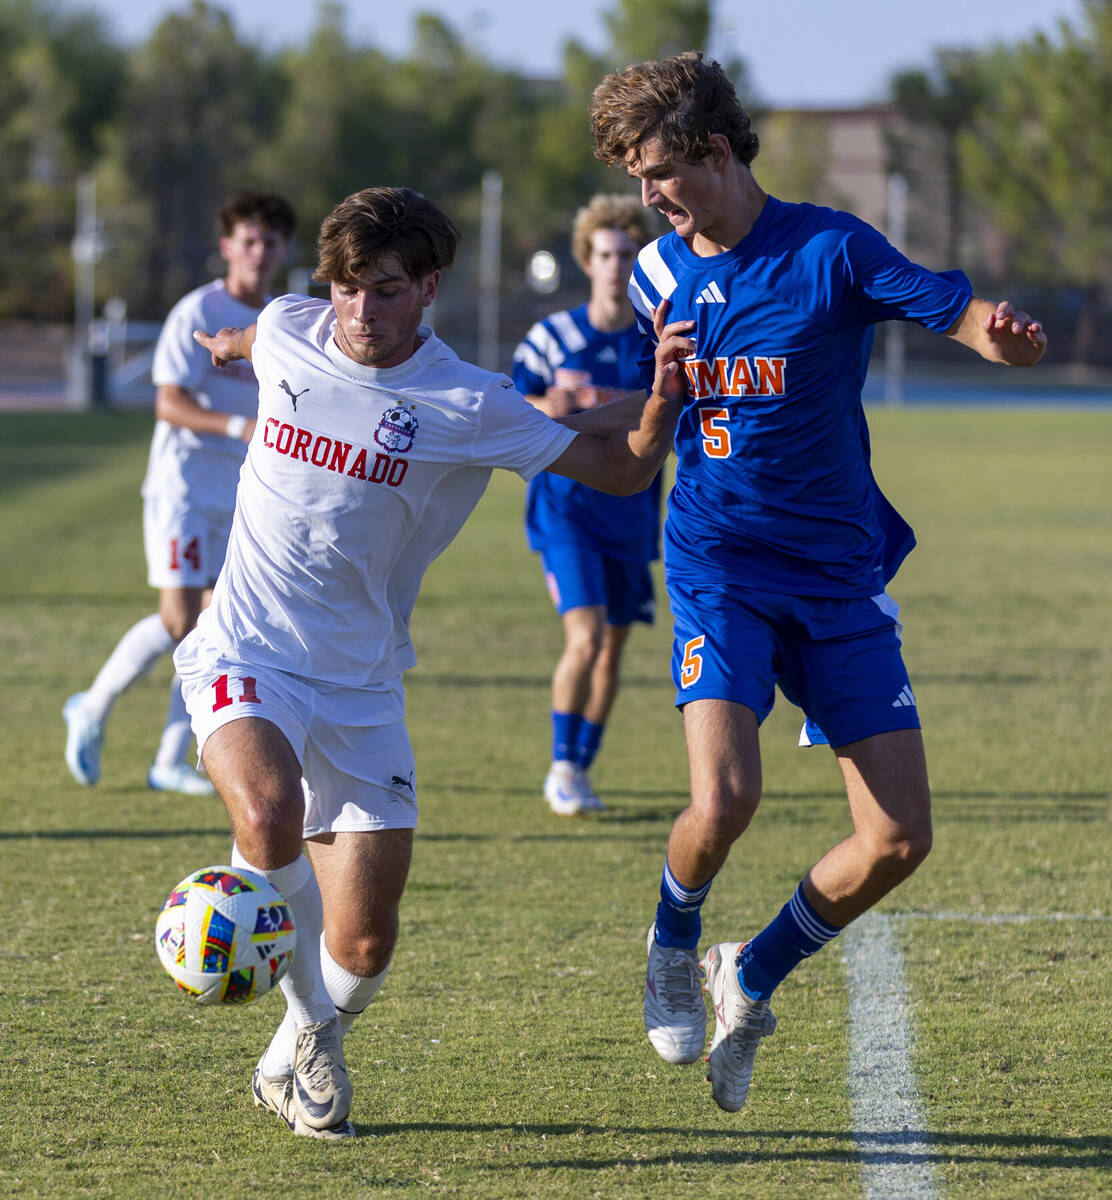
xmin=699 ymin=407 xmax=732 ymax=459
xmin=680 ymin=635 xmax=705 ymax=688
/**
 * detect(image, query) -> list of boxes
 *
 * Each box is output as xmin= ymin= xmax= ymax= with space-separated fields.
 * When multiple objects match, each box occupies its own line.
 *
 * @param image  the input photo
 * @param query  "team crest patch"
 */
xmin=374 ymin=403 xmax=419 ymax=453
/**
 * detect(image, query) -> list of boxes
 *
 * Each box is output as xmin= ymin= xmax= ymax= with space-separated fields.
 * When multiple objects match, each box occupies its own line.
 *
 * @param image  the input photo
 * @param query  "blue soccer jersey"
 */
xmin=630 ymin=197 xmax=972 ymax=596
xmin=513 ymin=304 xmax=661 ymax=562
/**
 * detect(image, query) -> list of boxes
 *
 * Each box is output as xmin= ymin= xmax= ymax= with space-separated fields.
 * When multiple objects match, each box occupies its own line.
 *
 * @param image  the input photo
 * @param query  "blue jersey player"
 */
xmin=590 ymin=52 xmax=1047 ymax=1113
xmin=513 ymin=195 xmax=662 ymax=816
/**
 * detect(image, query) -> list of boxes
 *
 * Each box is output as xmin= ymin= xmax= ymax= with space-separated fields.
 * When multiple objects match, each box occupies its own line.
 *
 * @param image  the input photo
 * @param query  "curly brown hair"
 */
xmin=314 ymin=187 xmax=460 ymax=285
xmin=590 ymin=51 xmax=759 ymax=170
xmin=570 ymin=194 xmax=656 ymax=269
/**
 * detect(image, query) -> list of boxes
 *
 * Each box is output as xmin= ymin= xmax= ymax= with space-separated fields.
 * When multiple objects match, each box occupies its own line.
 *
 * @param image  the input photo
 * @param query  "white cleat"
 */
xmin=643 ymin=924 xmax=707 ymax=1064
xmin=292 ymin=1017 xmax=352 ymax=1131
xmin=63 ymin=692 xmax=103 ymax=786
xmin=543 ymin=760 xmax=603 ymax=816
xmin=701 ymin=940 xmax=777 ymax=1112
xmin=253 ymin=1055 xmax=355 ymax=1140
xmin=147 ymin=762 xmax=217 ymax=796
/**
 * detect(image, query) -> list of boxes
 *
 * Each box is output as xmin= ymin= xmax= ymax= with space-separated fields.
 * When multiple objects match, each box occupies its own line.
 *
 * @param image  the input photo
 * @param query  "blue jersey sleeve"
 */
xmin=842 ymin=222 xmax=972 ymax=332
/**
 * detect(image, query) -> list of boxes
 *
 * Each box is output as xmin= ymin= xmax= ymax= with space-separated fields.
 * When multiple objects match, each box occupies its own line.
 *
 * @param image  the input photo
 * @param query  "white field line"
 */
xmin=842 ymin=912 xmax=939 ymax=1200
xmin=841 ymin=907 xmax=1108 ymax=1198
xmin=896 ymin=910 xmax=1111 ymax=924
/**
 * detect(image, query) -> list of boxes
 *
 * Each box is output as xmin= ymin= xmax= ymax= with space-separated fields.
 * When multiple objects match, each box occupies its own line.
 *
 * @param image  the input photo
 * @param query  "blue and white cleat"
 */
xmin=147 ymin=762 xmax=216 ymax=796
xmin=63 ymin=692 xmax=103 ymax=786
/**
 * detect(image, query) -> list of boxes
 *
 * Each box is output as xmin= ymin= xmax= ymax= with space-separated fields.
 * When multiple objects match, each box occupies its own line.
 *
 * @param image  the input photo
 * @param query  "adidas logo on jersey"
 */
xmin=892 ymin=685 xmax=917 ymax=709
xmin=695 ymin=281 xmax=727 ymax=304
xmin=595 ymin=347 xmax=618 ymax=363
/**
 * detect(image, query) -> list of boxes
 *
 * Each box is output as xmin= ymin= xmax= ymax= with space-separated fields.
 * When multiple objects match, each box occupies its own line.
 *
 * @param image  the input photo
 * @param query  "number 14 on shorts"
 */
xmin=211 ymin=674 xmax=260 ymax=713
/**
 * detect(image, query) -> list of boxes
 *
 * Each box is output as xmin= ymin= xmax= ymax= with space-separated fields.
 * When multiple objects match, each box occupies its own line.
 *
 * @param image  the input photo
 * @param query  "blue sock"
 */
xmin=737 ymin=883 xmax=842 ymax=1000
xmin=576 ymin=720 xmax=604 ymax=769
xmin=551 ymin=711 xmax=583 ymax=763
xmin=654 ymin=860 xmax=713 ymax=950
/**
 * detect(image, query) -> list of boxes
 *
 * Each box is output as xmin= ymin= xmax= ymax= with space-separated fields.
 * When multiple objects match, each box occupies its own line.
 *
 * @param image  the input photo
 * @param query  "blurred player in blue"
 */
xmin=590 ymin=52 xmax=1046 ymax=1112
xmin=513 ymin=195 xmax=662 ymax=816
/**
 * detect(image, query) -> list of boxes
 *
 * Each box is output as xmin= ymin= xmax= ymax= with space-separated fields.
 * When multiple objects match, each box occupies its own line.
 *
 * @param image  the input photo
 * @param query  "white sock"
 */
xmin=230 ymin=846 xmax=334 ymax=1031
xmin=153 ymin=676 xmax=192 ymax=768
xmin=321 ymin=938 xmax=390 ymax=1034
xmin=84 ymin=614 xmax=173 ymax=722
xmin=262 ymin=938 xmax=390 ymax=1076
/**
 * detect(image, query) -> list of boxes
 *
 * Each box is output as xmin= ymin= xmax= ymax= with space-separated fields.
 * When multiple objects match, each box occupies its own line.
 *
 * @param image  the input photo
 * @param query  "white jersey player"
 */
xmin=182 ymin=186 xmax=689 ymax=1140
xmin=63 ymin=191 xmax=295 ymax=795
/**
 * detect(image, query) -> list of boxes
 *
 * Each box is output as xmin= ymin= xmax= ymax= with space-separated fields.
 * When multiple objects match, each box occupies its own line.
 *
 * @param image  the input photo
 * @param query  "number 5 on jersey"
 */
xmin=211 ymin=674 xmax=261 ymax=713
xmin=698 ymin=408 xmax=732 ymax=459
xmin=680 ymin=635 xmax=705 ymax=688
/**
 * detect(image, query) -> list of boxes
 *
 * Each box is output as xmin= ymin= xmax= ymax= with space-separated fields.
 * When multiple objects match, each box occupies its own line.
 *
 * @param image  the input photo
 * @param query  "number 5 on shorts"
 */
xmin=680 ymin=635 xmax=705 ymax=688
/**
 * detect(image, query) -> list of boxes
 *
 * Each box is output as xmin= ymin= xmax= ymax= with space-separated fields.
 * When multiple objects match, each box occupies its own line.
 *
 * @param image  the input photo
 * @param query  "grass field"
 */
xmin=1 ymin=406 xmax=1109 ymax=1199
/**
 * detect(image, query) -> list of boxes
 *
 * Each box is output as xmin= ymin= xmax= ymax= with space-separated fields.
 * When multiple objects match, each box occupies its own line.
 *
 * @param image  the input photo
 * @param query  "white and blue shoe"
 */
xmin=543 ymin=760 xmax=605 ymax=816
xmin=63 ymin=692 xmax=103 ymax=786
xmin=147 ymin=762 xmax=216 ymax=796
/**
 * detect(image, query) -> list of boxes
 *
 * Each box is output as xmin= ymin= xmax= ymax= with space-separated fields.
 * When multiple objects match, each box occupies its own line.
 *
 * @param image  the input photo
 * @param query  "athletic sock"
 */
xmin=653 ymin=858 xmax=713 ymax=950
xmin=320 ymin=938 xmax=390 ymax=1034
xmin=576 ymin=719 xmax=605 ymax=770
xmin=551 ymin=711 xmax=584 ymax=764
xmin=83 ymin=613 xmax=174 ymax=722
xmin=231 ymin=846 xmax=334 ymax=1030
xmin=737 ymin=882 xmax=842 ymax=1000
xmin=152 ymin=675 xmax=192 ymax=768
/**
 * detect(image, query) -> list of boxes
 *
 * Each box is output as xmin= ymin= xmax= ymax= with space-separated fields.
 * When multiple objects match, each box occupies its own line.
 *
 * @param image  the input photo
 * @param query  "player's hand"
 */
xmin=652 ymin=299 xmax=695 ymax=404
xmin=983 ymin=301 xmax=1046 ymax=364
xmin=194 ymin=326 xmax=246 ymax=367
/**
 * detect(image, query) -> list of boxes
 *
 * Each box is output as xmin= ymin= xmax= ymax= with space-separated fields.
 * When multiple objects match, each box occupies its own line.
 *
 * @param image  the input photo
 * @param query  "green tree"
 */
xmin=99 ymin=1 xmax=282 ymax=315
xmin=603 ymin=0 xmax=710 ymax=65
xmin=0 ymin=0 xmax=124 ymax=317
xmin=888 ymin=49 xmax=988 ymax=264
xmin=960 ymin=0 xmax=1112 ymax=363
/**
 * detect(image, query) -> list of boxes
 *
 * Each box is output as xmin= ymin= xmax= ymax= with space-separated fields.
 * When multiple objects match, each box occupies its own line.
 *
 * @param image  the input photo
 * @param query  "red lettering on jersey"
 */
xmin=274 ymin=422 xmax=294 ymax=454
xmin=347 ymin=448 xmax=368 ymax=479
xmin=310 ymin=435 xmax=332 ymax=467
xmin=263 ymin=417 xmax=279 ymax=446
xmin=387 ymin=458 xmax=408 ymax=486
xmin=369 ymin=453 xmax=390 ymax=484
xmin=328 ymin=440 xmax=352 ymax=473
xmin=291 ymin=428 xmax=312 ymax=461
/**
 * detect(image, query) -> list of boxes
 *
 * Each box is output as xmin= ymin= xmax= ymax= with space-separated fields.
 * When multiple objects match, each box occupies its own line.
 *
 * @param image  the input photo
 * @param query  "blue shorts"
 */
xmin=540 ymin=544 xmax=655 ymax=626
xmin=668 ymin=580 xmax=919 ymax=748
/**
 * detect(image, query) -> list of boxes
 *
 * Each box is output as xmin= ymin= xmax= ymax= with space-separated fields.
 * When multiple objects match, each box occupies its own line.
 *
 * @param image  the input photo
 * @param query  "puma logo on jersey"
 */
xmin=279 ymin=379 xmax=310 ymax=409
xmin=682 ymin=355 xmax=787 ymax=400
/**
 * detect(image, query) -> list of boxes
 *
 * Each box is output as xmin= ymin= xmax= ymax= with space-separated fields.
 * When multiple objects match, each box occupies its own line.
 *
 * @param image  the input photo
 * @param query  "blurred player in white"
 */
xmin=183 ymin=186 xmax=690 ymax=1139
xmin=513 ymin=195 xmax=662 ymax=816
xmin=63 ymin=191 xmax=295 ymax=794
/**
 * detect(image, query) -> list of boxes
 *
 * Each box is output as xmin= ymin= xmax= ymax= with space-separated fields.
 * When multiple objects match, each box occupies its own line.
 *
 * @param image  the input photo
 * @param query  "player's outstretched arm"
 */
xmin=947 ymin=298 xmax=1046 ymax=366
xmin=546 ymin=303 xmax=693 ymax=495
xmin=155 ymin=384 xmax=255 ymax=442
xmin=193 ymin=323 xmax=258 ymax=367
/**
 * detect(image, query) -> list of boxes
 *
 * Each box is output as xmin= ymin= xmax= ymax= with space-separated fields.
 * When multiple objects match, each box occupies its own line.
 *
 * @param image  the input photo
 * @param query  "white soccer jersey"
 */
xmin=142 ymin=280 xmax=267 ymax=517
xmin=181 ymin=294 xmax=577 ymax=690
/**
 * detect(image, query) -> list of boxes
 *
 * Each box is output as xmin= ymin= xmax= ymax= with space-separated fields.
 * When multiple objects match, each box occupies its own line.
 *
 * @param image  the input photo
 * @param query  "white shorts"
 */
xmin=177 ymin=647 xmax=417 ymax=836
xmin=143 ymin=494 xmax=233 ymax=589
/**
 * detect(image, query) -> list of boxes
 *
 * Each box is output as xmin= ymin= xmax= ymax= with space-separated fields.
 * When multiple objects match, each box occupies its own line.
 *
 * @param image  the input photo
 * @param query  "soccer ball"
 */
xmin=155 ymin=865 xmax=296 ymax=1005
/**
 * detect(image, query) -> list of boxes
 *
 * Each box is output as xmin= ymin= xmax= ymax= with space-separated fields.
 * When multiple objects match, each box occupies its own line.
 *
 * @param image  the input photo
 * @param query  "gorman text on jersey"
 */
xmin=681 ymin=355 xmax=787 ymax=400
xmin=262 ymin=417 xmax=409 ymax=488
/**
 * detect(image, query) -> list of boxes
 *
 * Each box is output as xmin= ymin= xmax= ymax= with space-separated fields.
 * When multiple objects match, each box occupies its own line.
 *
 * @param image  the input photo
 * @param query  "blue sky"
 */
xmin=90 ymin=0 xmax=1086 ymax=107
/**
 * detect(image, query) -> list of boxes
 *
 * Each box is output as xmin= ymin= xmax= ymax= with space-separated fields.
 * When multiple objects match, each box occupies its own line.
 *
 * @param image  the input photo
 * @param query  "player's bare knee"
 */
xmin=332 ymin=928 xmax=396 ymax=978
xmin=871 ymin=822 xmax=932 ymax=881
xmin=692 ymin=786 xmax=759 ymax=846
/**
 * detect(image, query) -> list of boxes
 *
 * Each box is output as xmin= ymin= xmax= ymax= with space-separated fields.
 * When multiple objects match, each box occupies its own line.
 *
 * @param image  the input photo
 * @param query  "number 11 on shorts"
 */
xmin=211 ymin=674 xmax=261 ymax=712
